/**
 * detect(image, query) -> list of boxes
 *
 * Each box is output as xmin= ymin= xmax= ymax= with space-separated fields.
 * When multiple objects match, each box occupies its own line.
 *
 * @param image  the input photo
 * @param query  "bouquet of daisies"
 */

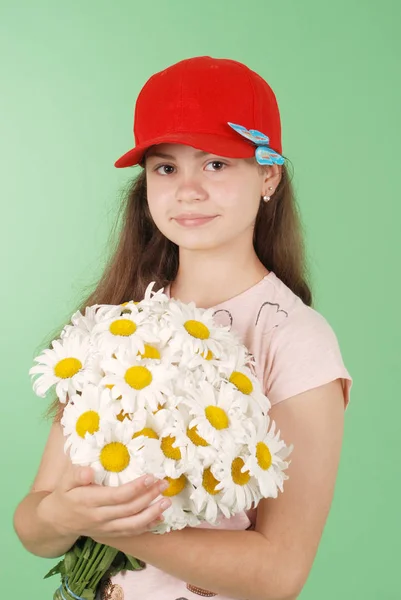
xmin=29 ymin=283 xmax=293 ymax=600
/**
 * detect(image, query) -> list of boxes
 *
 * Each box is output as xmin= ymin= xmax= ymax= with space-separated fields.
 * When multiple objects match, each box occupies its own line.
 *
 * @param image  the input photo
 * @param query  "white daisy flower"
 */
xmin=133 ymin=419 xmax=191 ymax=479
xmin=71 ymin=420 xmax=143 ymax=486
xmin=130 ymin=405 xmax=178 ymax=442
xmin=187 ymin=463 xmax=234 ymax=523
xmin=218 ymin=343 xmax=256 ymax=374
xmin=91 ymin=306 xmax=159 ymax=356
xmin=136 ymin=340 xmax=180 ymax=373
xmin=144 ymin=280 xmax=170 ymax=303
xmin=171 ymin=402 xmax=219 ymax=467
xmin=119 ymin=299 xmax=140 ymax=310
xmin=219 ymin=345 xmax=271 ymax=416
xmin=242 ymin=415 xmax=293 ymax=498
xmin=213 ymin=443 xmax=264 ymax=513
xmin=60 ymin=304 xmax=122 ymax=340
xmin=179 ymin=347 xmax=222 ymax=384
xmin=61 ymin=384 xmax=118 ymax=457
xmin=183 ymin=380 xmax=251 ymax=448
xmin=164 ymin=300 xmax=235 ymax=359
xmin=29 ymin=330 xmax=90 ymax=402
xmin=100 ymin=348 xmax=176 ymax=413
xmin=168 ymin=369 xmax=207 ymax=406
xmin=80 ymin=350 xmax=106 ymax=387
xmin=135 ymin=281 xmax=170 ymax=317
xmin=149 ymin=474 xmax=201 ymax=534
xmin=129 ymin=381 xmax=207 ymax=532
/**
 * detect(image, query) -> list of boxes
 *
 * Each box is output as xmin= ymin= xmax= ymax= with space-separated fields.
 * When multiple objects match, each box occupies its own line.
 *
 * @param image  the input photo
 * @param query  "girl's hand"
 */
xmin=37 ymin=463 xmax=171 ymax=540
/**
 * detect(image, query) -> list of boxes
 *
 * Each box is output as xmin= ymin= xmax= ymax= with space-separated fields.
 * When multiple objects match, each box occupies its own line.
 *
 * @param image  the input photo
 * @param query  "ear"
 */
xmin=261 ymin=163 xmax=282 ymax=193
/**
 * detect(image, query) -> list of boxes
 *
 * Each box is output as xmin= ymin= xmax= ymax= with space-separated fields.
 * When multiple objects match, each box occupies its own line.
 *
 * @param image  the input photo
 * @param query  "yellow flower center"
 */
xmin=124 ymin=366 xmax=152 ymax=389
xmin=202 ymin=349 xmax=214 ymax=360
xmin=109 ymin=319 xmax=137 ymax=337
xmin=184 ymin=320 xmax=210 ymax=339
xmin=138 ymin=345 xmax=161 ymax=360
xmin=116 ymin=410 xmax=131 ymax=422
xmin=160 ymin=435 xmax=182 ymax=460
xmin=205 ymin=406 xmax=229 ymax=430
xmin=202 ymin=467 xmax=220 ymax=495
xmin=256 ymin=442 xmax=272 ymax=470
xmin=54 ymin=357 xmax=82 ymax=379
xmin=100 ymin=442 xmax=130 ymax=472
xmin=133 ymin=427 xmax=159 ymax=440
xmin=75 ymin=410 xmax=100 ymax=438
xmin=231 ymin=457 xmax=251 ymax=485
xmin=161 ymin=474 xmax=186 ymax=497
xmin=229 ymin=371 xmax=253 ymax=395
xmin=187 ymin=425 xmax=209 ymax=446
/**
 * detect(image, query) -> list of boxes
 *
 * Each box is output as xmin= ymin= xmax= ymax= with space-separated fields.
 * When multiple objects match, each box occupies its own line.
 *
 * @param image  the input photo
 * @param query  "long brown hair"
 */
xmin=42 ymin=156 xmax=312 ymax=420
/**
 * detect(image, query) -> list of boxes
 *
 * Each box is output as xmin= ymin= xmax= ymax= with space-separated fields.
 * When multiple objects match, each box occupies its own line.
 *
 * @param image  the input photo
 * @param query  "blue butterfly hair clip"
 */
xmin=227 ymin=122 xmax=285 ymax=166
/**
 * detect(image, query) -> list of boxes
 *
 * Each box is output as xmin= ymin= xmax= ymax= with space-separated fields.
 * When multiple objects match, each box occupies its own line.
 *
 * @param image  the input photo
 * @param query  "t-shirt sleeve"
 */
xmin=263 ymin=306 xmax=352 ymax=409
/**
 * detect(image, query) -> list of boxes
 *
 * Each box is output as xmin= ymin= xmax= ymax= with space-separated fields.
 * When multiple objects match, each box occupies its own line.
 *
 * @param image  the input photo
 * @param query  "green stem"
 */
xmin=69 ymin=555 xmax=85 ymax=586
xmin=91 ymin=571 xmax=108 ymax=591
xmin=69 ymin=538 xmax=95 ymax=586
xmin=78 ymin=544 xmax=107 ymax=592
xmin=90 ymin=548 xmax=119 ymax=589
xmin=87 ymin=544 xmax=107 ymax=580
xmin=68 ymin=552 xmax=85 ymax=587
xmin=74 ymin=542 xmax=103 ymax=593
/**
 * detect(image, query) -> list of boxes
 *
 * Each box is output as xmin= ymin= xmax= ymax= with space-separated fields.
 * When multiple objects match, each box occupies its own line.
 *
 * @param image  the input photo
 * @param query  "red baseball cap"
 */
xmin=114 ymin=56 xmax=283 ymax=169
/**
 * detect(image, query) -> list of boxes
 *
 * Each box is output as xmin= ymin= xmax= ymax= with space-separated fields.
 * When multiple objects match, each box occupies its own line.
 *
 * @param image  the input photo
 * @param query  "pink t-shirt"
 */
xmin=97 ymin=271 xmax=352 ymax=600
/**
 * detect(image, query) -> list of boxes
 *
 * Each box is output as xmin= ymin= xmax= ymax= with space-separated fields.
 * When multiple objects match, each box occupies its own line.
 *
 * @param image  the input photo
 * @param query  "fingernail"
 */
xmin=160 ymin=499 xmax=171 ymax=509
xmin=159 ymin=480 xmax=169 ymax=491
xmin=144 ymin=476 xmax=155 ymax=487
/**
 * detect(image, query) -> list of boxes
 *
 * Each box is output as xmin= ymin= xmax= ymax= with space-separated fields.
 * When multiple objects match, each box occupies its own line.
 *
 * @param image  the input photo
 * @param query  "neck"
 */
xmin=170 ymin=243 xmax=269 ymax=309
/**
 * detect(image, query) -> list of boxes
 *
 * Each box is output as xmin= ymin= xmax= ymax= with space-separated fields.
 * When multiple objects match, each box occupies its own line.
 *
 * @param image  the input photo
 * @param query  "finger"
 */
xmin=62 ymin=465 xmax=94 ymax=492
xmin=79 ymin=467 xmax=95 ymax=485
xmin=87 ymin=474 xmax=163 ymax=507
xmin=98 ymin=480 xmax=169 ymax=521
xmin=101 ymin=497 xmax=171 ymax=536
xmin=147 ymin=515 xmax=165 ymax=531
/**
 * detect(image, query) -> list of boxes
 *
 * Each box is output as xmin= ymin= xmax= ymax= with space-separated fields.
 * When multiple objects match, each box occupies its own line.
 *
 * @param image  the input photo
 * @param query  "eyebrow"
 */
xmin=146 ymin=150 xmax=216 ymax=160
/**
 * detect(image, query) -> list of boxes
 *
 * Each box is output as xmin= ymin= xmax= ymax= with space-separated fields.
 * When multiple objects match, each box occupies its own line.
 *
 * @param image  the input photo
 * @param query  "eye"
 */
xmin=154 ymin=164 xmax=175 ymax=175
xmin=152 ymin=160 xmax=227 ymax=175
xmin=205 ymin=161 xmax=227 ymax=171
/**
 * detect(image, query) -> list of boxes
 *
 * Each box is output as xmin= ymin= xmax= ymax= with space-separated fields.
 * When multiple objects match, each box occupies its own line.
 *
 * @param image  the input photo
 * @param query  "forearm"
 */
xmin=104 ymin=528 xmax=299 ymax=600
xmin=13 ymin=491 xmax=78 ymax=559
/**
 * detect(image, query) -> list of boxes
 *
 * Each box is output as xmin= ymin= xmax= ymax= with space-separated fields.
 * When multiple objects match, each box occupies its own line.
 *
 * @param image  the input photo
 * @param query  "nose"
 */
xmin=175 ymin=172 xmax=208 ymax=204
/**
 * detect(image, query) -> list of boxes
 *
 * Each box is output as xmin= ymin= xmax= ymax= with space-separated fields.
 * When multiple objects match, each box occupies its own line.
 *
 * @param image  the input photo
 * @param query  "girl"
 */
xmin=14 ymin=56 xmax=352 ymax=600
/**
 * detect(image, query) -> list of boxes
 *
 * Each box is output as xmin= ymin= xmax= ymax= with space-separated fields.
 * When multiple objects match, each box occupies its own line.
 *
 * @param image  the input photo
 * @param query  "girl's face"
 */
xmin=144 ymin=143 xmax=277 ymax=252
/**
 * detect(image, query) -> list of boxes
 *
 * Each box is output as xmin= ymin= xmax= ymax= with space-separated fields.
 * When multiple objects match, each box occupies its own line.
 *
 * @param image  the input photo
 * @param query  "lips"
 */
xmin=173 ymin=213 xmax=216 ymax=220
xmin=172 ymin=213 xmax=218 ymax=228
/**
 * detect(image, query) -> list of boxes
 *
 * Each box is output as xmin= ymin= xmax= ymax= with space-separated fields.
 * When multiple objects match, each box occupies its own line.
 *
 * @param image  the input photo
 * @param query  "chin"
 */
xmin=160 ymin=226 xmax=222 ymax=251
xmin=173 ymin=237 xmax=220 ymax=252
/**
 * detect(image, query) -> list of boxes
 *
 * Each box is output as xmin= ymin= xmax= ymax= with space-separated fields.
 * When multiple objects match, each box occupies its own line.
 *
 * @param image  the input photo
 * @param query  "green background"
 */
xmin=2 ymin=0 xmax=400 ymax=597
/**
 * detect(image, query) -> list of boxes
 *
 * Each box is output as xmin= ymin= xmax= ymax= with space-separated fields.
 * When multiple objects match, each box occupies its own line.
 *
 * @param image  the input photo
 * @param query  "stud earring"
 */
xmin=262 ymin=186 xmax=274 ymax=202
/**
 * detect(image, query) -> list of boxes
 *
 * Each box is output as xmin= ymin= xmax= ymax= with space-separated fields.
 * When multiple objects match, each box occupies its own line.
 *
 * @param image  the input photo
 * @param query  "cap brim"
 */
xmin=114 ymin=131 xmax=256 ymax=168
